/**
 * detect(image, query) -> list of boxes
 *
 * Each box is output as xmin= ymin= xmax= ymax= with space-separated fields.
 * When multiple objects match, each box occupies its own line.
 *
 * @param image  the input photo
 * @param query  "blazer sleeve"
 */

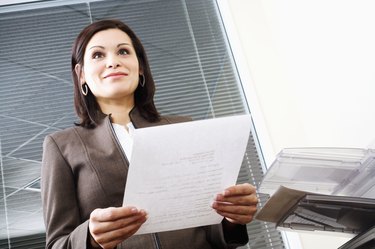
xmin=41 ymin=135 xmax=90 ymax=249
xmin=206 ymin=222 xmax=249 ymax=249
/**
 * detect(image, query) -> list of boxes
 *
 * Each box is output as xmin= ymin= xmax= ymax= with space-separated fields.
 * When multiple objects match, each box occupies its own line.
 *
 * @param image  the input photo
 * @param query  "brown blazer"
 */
xmin=41 ymin=108 xmax=248 ymax=249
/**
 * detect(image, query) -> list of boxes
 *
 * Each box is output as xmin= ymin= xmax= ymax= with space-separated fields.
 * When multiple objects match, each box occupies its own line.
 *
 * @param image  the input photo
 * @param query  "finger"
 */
xmin=90 ymin=210 xmax=147 ymax=234
xmin=91 ymin=216 xmax=146 ymax=247
xmin=215 ymin=210 xmax=254 ymax=225
xmin=224 ymin=216 xmax=252 ymax=226
xmin=91 ymin=206 xmax=143 ymax=222
xmin=212 ymin=202 xmax=257 ymax=216
xmin=96 ymin=219 xmax=144 ymax=243
xmin=215 ymin=193 xmax=258 ymax=205
xmin=222 ymin=183 xmax=256 ymax=197
xmin=97 ymin=222 xmax=140 ymax=244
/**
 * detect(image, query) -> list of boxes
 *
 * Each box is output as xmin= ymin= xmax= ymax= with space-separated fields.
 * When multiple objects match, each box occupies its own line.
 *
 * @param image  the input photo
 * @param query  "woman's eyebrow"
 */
xmin=89 ymin=45 xmax=104 ymax=50
xmin=88 ymin=43 xmax=130 ymax=50
xmin=117 ymin=43 xmax=131 ymax=47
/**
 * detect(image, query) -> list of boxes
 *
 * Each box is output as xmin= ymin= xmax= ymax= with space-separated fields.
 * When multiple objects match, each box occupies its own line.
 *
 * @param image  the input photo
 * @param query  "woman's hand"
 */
xmin=88 ymin=206 xmax=147 ymax=249
xmin=212 ymin=183 xmax=258 ymax=225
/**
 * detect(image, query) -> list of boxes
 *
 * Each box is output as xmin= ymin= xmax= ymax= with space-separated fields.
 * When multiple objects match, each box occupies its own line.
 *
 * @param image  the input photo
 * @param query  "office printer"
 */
xmin=256 ymin=148 xmax=375 ymax=249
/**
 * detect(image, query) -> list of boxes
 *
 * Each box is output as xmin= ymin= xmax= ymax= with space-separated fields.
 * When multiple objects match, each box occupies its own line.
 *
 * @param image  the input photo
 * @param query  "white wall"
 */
xmin=221 ymin=0 xmax=375 ymax=248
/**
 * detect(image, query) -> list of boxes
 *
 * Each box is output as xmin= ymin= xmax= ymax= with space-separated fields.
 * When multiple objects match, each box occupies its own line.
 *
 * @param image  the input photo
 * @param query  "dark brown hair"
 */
xmin=71 ymin=19 xmax=160 ymax=128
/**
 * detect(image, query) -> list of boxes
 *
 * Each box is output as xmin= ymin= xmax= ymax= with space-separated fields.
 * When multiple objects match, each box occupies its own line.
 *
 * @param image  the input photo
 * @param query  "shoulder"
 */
xmin=43 ymin=126 xmax=88 ymax=148
xmin=130 ymin=107 xmax=192 ymax=127
xmin=42 ymin=125 xmax=97 ymax=162
xmin=45 ymin=127 xmax=78 ymax=141
xmin=160 ymin=115 xmax=192 ymax=124
xmin=149 ymin=115 xmax=192 ymax=127
xmin=133 ymin=113 xmax=192 ymax=128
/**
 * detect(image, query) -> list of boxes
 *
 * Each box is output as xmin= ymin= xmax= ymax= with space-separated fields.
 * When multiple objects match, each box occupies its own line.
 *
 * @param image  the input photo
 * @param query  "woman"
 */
xmin=41 ymin=19 xmax=258 ymax=249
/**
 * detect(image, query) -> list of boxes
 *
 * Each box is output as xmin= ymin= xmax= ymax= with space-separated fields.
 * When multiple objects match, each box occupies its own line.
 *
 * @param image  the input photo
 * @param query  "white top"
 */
xmin=112 ymin=122 xmax=135 ymax=160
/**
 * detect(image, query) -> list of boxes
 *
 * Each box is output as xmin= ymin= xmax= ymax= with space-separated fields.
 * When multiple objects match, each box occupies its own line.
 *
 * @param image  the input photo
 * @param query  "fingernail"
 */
xmin=140 ymin=209 xmax=147 ymax=215
xmin=131 ymin=207 xmax=138 ymax=213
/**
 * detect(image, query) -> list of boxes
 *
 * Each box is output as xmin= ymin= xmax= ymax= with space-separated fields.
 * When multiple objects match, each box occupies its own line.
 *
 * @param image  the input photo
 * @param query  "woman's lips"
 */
xmin=104 ymin=72 xmax=128 ymax=78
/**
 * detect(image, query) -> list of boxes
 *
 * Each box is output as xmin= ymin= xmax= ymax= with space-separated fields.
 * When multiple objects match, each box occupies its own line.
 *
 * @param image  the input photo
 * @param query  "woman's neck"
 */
xmin=97 ymin=98 xmax=134 ymax=126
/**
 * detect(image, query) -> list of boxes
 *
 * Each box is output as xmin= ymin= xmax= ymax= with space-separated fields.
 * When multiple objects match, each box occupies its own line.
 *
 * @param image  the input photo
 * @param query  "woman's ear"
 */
xmin=75 ymin=64 xmax=85 ymax=85
xmin=139 ymin=64 xmax=144 ymax=75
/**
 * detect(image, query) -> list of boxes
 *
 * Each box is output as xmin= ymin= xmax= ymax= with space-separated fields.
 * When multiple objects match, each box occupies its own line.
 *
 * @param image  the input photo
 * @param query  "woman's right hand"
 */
xmin=88 ymin=206 xmax=147 ymax=249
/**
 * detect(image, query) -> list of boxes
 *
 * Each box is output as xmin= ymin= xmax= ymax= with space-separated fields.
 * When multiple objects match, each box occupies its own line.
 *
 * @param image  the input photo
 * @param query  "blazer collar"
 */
xmin=97 ymin=107 xmax=155 ymax=129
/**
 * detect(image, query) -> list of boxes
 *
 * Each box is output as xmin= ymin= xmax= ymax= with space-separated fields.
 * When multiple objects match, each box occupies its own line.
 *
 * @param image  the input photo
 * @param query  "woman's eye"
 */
xmin=92 ymin=52 xmax=103 ymax=59
xmin=118 ymin=48 xmax=129 ymax=55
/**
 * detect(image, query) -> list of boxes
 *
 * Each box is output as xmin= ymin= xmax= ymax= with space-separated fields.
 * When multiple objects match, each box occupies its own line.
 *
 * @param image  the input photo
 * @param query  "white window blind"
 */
xmin=0 ymin=0 xmax=285 ymax=248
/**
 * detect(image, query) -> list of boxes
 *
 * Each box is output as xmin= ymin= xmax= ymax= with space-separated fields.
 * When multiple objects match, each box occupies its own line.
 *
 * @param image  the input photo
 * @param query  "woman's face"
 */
xmin=79 ymin=28 xmax=141 ymax=103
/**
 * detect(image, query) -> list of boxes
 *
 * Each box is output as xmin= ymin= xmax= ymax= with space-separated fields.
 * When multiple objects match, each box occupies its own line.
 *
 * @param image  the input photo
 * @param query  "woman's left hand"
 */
xmin=212 ymin=183 xmax=258 ymax=225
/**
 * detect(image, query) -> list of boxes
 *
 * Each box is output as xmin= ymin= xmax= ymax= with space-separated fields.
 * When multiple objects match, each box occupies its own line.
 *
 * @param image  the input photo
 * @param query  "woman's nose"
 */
xmin=106 ymin=55 xmax=120 ymax=69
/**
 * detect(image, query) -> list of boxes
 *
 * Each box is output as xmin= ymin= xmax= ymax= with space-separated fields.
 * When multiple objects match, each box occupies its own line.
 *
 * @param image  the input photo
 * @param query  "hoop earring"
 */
xmin=139 ymin=75 xmax=145 ymax=88
xmin=81 ymin=83 xmax=88 ymax=96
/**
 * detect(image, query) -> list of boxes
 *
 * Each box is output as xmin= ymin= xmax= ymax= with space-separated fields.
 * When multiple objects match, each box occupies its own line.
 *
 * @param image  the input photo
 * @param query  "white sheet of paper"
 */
xmin=123 ymin=114 xmax=251 ymax=234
